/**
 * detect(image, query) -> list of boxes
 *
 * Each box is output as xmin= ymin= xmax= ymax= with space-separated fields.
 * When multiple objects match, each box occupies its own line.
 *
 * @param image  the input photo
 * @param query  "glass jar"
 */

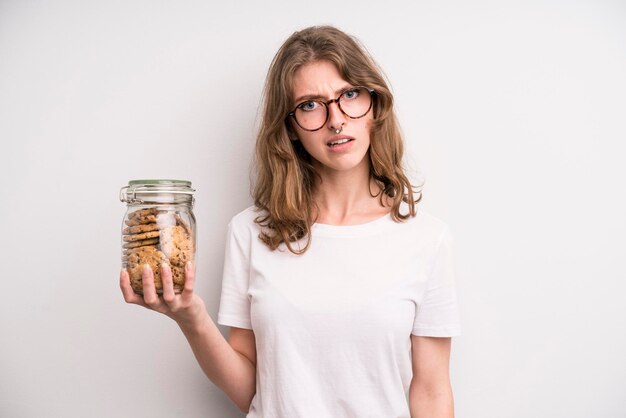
xmin=119 ymin=179 xmax=196 ymax=294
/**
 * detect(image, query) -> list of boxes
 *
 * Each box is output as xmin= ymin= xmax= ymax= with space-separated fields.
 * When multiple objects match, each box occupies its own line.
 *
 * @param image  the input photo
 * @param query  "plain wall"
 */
xmin=1 ymin=0 xmax=625 ymax=417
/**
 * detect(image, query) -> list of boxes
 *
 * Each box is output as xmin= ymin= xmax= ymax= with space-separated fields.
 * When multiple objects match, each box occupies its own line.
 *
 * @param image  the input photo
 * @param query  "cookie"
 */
xmin=125 ymin=247 xmax=166 ymax=266
xmin=123 ymin=244 xmax=160 ymax=256
xmin=123 ymin=237 xmax=159 ymax=249
xmin=169 ymin=265 xmax=186 ymax=292
xmin=175 ymin=213 xmax=193 ymax=236
xmin=122 ymin=230 xmax=161 ymax=242
xmin=123 ymin=245 xmax=155 ymax=256
xmin=160 ymin=225 xmax=194 ymax=267
xmin=161 ymin=225 xmax=192 ymax=247
xmin=122 ymin=223 xmax=160 ymax=235
xmin=170 ymin=249 xmax=194 ymax=268
xmin=125 ymin=214 xmax=159 ymax=227
xmin=126 ymin=248 xmax=168 ymax=293
xmin=127 ymin=208 xmax=158 ymax=220
xmin=125 ymin=212 xmax=178 ymax=228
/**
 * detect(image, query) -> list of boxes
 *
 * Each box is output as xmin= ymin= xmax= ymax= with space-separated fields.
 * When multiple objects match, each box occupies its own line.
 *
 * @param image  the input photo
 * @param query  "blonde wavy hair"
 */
xmin=252 ymin=25 xmax=423 ymax=254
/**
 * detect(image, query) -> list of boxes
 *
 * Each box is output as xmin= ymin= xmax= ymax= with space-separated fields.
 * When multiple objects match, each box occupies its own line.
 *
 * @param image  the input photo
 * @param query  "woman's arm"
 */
xmin=120 ymin=263 xmax=256 ymax=413
xmin=409 ymin=335 xmax=455 ymax=418
xmin=177 ymin=316 xmax=257 ymax=412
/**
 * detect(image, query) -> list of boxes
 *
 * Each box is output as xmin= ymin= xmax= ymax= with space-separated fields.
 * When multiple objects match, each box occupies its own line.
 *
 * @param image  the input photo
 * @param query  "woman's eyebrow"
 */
xmin=293 ymin=85 xmax=353 ymax=104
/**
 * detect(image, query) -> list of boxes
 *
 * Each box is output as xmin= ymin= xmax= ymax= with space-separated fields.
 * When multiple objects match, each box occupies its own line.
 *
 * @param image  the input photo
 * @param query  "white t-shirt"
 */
xmin=217 ymin=205 xmax=461 ymax=418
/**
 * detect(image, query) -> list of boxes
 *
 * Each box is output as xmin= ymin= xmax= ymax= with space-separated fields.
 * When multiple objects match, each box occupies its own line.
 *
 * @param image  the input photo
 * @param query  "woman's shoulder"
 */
xmin=228 ymin=205 xmax=268 ymax=231
xmin=406 ymin=205 xmax=453 ymax=241
xmin=414 ymin=206 xmax=449 ymax=228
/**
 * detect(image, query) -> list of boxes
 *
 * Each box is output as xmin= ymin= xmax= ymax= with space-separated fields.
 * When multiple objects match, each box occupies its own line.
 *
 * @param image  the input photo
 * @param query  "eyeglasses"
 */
xmin=287 ymin=86 xmax=375 ymax=132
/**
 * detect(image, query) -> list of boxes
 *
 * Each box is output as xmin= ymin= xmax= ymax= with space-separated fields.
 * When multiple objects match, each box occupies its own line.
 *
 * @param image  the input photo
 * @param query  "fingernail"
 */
xmin=186 ymin=261 xmax=192 ymax=270
xmin=161 ymin=262 xmax=169 ymax=270
xmin=143 ymin=264 xmax=151 ymax=273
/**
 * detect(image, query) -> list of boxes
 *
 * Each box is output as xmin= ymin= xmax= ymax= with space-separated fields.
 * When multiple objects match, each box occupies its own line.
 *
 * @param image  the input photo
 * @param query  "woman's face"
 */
xmin=290 ymin=60 xmax=373 ymax=176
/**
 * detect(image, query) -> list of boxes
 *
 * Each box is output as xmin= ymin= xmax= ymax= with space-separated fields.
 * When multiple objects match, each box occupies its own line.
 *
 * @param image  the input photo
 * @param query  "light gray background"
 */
xmin=1 ymin=1 xmax=625 ymax=417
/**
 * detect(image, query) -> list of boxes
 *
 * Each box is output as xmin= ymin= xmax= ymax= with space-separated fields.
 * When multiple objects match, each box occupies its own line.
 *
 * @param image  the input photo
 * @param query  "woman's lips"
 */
xmin=327 ymin=135 xmax=354 ymax=145
xmin=327 ymin=135 xmax=355 ymax=152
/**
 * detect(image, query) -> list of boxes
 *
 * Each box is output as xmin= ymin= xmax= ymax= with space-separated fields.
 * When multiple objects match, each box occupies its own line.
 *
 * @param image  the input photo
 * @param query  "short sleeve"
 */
xmin=217 ymin=220 xmax=253 ymax=329
xmin=412 ymin=226 xmax=462 ymax=337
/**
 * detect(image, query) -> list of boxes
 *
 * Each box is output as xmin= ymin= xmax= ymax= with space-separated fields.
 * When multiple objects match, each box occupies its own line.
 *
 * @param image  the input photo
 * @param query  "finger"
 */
xmin=120 ymin=268 xmax=148 ymax=307
xmin=141 ymin=264 xmax=165 ymax=309
xmin=181 ymin=261 xmax=195 ymax=303
xmin=161 ymin=262 xmax=177 ymax=306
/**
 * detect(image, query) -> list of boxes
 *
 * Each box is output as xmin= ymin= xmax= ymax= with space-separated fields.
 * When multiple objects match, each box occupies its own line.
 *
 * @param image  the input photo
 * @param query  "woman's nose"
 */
xmin=326 ymin=100 xmax=346 ymax=131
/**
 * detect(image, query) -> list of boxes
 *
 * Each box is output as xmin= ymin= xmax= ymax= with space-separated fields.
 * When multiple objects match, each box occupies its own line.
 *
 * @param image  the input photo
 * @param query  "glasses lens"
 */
xmin=338 ymin=87 xmax=372 ymax=118
xmin=294 ymin=101 xmax=327 ymax=131
xmin=292 ymin=87 xmax=373 ymax=131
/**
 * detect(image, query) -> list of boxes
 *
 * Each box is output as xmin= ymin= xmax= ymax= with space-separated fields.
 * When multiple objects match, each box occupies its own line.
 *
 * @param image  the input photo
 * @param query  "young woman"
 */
xmin=121 ymin=25 xmax=461 ymax=418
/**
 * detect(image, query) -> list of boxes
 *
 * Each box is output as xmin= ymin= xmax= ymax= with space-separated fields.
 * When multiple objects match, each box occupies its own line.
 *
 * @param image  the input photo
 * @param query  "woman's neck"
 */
xmin=311 ymin=164 xmax=391 ymax=226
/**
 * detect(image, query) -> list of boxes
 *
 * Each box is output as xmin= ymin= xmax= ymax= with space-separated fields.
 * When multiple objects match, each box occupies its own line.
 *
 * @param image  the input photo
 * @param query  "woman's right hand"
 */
xmin=121 ymin=261 xmax=256 ymax=411
xmin=120 ymin=261 xmax=207 ymax=329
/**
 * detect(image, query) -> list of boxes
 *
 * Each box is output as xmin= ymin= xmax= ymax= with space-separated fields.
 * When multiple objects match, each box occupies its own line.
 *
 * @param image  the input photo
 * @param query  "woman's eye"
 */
xmin=342 ymin=89 xmax=359 ymax=100
xmin=299 ymin=101 xmax=318 ymax=111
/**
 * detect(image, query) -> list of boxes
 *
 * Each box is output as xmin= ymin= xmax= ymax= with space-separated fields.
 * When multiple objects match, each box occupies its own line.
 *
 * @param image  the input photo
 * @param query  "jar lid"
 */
xmin=128 ymin=179 xmax=192 ymax=187
xmin=120 ymin=179 xmax=195 ymax=205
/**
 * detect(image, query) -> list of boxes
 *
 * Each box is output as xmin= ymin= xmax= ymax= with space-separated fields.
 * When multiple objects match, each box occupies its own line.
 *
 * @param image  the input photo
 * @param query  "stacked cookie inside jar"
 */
xmin=120 ymin=180 xmax=196 ymax=294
